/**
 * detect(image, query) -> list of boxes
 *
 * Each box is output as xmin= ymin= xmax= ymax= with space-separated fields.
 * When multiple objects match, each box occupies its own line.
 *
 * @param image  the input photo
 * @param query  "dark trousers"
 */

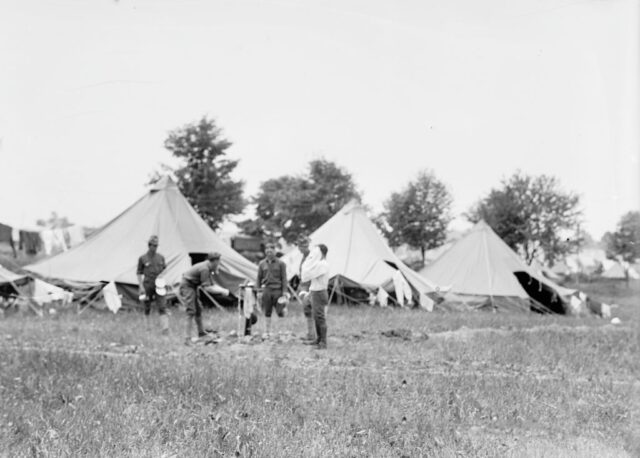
xmin=262 ymin=288 xmax=285 ymax=317
xmin=310 ymin=290 xmax=328 ymax=345
xmin=299 ymin=282 xmax=312 ymax=318
xmin=301 ymin=291 xmax=312 ymax=318
xmin=143 ymin=283 xmax=166 ymax=316
xmin=180 ymin=282 xmax=204 ymax=335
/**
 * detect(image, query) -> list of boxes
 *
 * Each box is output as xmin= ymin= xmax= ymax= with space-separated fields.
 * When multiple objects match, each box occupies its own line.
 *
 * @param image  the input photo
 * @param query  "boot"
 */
xmin=264 ymin=317 xmax=272 ymax=338
xmin=160 ymin=314 xmax=170 ymax=335
xmin=304 ymin=317 xmax=316 ymax=341
xmin=185 ymin=316 xmax=194 ymax=344
xmin=195 ymin=314 xmax=205 ymax=337
xmin=315 ymin=325 xmax=327 ymax=350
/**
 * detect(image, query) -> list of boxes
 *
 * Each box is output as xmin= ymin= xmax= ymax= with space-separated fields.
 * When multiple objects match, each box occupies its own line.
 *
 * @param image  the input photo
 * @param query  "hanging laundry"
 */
xmin=40 ymin=229 xmax=68 ymax=255
xmin=419 ymin=293 xmax=434 ymax=312
xmin=20 ymin=230 xmax=42 ymax=255
xmin=52 ymin=229 xmax=68 ymax=252
xmin=376 ymin=287 xmax=389 ymax=307
xmin=392 ymin=269 xmax=412 ymax=306
xmin=65 ymin=225 xmax=85 ymax=247
xmin=242 ymin=286 xmax=256 ymax=318
xmin=102 ymin=281 xmax=121 ymax=314
xmin=0 ymin=223 xmax=12 ymax=243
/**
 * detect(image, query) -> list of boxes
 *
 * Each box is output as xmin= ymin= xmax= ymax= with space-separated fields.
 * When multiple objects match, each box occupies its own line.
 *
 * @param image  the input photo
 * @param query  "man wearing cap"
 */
xmin=137 ymin=235 xmax=168 ymax=334
xmin=257 ymin=242 xmax=288 ymax=338
xmin=296 ymin=236 xmax=315 ymax=342
xmin=180 ymin=252 xmax=229 ymax=342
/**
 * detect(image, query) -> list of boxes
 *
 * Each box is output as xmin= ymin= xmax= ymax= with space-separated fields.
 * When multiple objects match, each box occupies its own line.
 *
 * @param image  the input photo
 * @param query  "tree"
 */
xmin=603 ymin=211 xmax=640 ymax=263
xmin=241 ymin=159 xmax=360 ymax=243
xmin=36 ymin=212 xmax=73 ymax=229
xmin=377 ymin=170 xmax=453 ymax=264
xmin=160 ymin=116 xmax=245 ymax=229
xmin=466 ymin=172 xmax=581 ymax=265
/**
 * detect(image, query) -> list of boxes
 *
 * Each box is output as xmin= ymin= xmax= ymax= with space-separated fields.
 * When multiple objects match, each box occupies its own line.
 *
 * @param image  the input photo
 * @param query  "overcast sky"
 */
xmin=1 ymin=0 xmax=638 ymax=238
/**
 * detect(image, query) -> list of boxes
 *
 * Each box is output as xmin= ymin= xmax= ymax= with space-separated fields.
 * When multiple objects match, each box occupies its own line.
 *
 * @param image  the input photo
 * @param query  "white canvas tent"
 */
xmin=601 ymin=259 xmax=640 ymax=280
xmin=0 ymin=264 xmax=72 ymax=306
xmin=282 ymin=200 xmax=443 ymax=308
xmin=420 ymin=221 xmax=577 ymax=313
xmin=25 ymin=177 xmax=257 ymax=300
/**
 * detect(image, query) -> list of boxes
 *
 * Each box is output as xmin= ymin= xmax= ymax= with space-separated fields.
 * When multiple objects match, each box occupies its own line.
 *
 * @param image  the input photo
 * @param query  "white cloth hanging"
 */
xmin=102 ymin=281 xmax=121 ymax=314
xmin=376 ymin=287 xmax=389 ymax=307
xmin=419 ymin=292 xmax=434 ymax=312
xmin=242 ymin=286 xmax=255 ymax=318
xmin=66 ymin=225 xmax=85 ymax=247
xmin=40 ymin=229 xmax=68 ymax=255
xmin=392 ymin=269 xmax=412 ymax=306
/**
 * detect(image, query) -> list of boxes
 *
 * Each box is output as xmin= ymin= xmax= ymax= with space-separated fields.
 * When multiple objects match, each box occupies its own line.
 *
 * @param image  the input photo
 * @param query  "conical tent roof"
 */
xmin=286 ymin=200 xmax=441 ymax=296
xmin=420 ymin=221 xmax=575 ymax=308
xmin=25 ymin=177 xmax=257 ymax=289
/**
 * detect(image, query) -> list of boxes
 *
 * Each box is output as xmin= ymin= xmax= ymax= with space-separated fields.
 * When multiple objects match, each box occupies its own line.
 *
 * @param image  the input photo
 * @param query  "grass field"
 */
xmin=1 ymin=279 xmax=638 ymax=457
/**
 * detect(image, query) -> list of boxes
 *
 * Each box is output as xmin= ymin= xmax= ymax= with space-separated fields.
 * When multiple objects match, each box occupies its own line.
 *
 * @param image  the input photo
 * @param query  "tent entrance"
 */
xmin=513 ymin=271 xmax=566 ymax=314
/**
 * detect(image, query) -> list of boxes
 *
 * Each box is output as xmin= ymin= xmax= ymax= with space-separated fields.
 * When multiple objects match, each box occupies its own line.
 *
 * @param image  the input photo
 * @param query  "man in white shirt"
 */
xmin=301 ymin=244 xmax=330 ymax=349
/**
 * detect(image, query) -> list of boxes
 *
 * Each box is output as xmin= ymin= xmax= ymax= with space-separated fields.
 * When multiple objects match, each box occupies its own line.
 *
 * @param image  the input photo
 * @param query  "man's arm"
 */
xmin=280 ymin=262 xmax=287 ymax=297
xmin=136 ymin=257 xmax=145 ymax=292
xmin=256 ymin=262 xmax=264 ymax=288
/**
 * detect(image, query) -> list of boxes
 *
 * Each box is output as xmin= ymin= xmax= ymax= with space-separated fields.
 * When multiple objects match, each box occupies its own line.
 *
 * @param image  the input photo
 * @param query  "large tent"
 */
xmin=282 ymin=200 xmax=443 ymax=308
xmin=25 ymin=177 xmax=257 ymax=299
xmin=420 ymin=221 xmax=576 ymax=313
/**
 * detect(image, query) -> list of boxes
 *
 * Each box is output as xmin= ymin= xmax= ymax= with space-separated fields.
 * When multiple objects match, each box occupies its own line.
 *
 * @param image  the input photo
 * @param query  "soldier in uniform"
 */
xmin=180 ymin=252 xmax=229 ymax=343
xmin=137 ymin=235 xmax=169 ymax=334
xmin=257 ymin=242 xmax=288 ymax=338
xmin=296 ymin=236 xmax=315 ymax=342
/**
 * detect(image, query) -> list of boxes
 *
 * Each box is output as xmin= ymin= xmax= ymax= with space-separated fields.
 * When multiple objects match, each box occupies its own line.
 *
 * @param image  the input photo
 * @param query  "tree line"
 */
xmin=150 ymin=116 xmax=639 ymax=266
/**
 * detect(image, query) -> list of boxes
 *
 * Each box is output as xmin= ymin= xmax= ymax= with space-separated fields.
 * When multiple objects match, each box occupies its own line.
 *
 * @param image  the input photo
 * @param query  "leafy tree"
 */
xmin=159 ymin=116 xmax=245 ymax=229
xmin=241 ymin=159 xmax=360 ymax=243
xmin=466 ymin=172 xmax=581 ymax=265
xmin=603 ymin=211 xmax=640 ymax=263
xmin=36 ymin=212 xmax=73 ymax=229
xmin=377 ymin=170 xmax=453 ymax=264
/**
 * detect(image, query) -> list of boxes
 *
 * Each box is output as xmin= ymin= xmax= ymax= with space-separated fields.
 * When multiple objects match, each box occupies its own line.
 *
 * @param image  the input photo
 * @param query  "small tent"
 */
xmin=601 ymin=260 xmax=640 ymax=280
xmin=0 ymin=264 xmax=72 ymax=307
xmin=282 ymin=201 xmax=443 ymax=308
xmin=420 ymin=221 xmax=577 ymax=313
xmin=25 ymin=177 xmax=257 ymax=300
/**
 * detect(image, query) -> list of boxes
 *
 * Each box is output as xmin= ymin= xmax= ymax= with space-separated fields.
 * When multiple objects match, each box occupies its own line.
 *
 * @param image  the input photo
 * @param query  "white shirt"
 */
xmin=308 ymin=260 xmax=329 ymax=291
xmin=301 ymin=247 xmax=330 ymax=291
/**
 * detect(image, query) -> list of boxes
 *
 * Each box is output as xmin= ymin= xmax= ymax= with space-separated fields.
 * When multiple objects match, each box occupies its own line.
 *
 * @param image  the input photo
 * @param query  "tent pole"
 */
xmin=328 ymin=277 xmax=338 ymax=304
xmin=9 ymin=279 xmax=43 ymax=317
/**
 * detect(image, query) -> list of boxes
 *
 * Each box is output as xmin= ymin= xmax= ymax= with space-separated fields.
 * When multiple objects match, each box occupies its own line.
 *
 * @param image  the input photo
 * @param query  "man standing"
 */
xmin=137 ymin=235 xmax=168 ymax=334
xmin=257 ymin=243 xmax=287 ymax=338
xmin=296 ymin=236 xmax=315 ymax=342
xmin=180 ymin=252 xmax=229 ymax=343
xmin=301 ymin=244 xmax=330 ymax=349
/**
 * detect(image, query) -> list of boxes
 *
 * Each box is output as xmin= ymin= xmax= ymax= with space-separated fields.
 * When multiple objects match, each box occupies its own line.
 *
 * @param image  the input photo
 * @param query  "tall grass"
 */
xmin=1 ymin=279 xmax=638 ymax=457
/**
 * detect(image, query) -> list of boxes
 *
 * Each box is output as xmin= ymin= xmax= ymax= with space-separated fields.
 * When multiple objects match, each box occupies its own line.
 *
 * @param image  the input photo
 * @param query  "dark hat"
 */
xmin=207 ymin=252 xmax=221 ymax=261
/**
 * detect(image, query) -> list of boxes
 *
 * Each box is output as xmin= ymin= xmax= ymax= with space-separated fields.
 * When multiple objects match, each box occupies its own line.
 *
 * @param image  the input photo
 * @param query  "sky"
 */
xmin=1 ymin=0 xmax=638 ymax=239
